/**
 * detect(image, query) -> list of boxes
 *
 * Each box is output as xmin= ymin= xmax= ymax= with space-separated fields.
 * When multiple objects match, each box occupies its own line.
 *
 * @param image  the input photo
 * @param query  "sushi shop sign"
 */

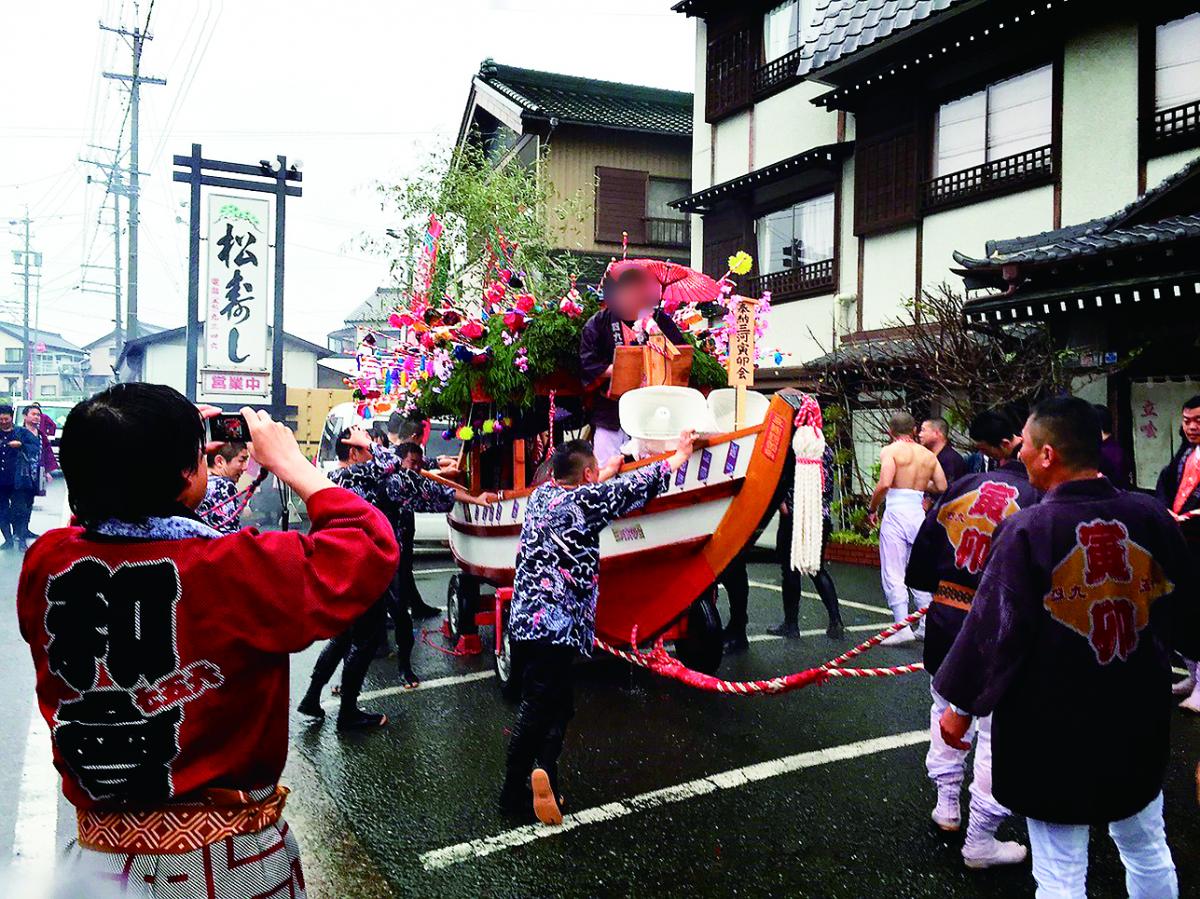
xmin=201 ymin=194 xmax=271 ymax=400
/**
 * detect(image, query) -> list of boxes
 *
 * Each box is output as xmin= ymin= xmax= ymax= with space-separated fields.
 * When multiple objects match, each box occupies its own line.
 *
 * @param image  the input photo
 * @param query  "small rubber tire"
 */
xmin=446 ymin=574 xmax=476 ymax=641
xmin=674 ymin=587 xmax=724 ymax=675
xmin=494 ymin=604 xmax=524 ymax=702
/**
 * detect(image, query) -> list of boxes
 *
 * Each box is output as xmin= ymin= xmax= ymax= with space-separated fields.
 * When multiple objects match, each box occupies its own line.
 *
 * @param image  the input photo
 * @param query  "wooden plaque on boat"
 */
xmin=608 ymin=345 xmax=694 ymax=398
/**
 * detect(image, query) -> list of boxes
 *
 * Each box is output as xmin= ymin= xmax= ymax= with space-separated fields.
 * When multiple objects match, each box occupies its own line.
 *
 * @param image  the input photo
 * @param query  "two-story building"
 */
xmin=457 ymin=59 xmax=694 ymax=283
xmin=80 ymin=323 xmax=167 ymax=395
xmin=673 ymin=0 xmax=1200 ymax=484
xmin=0 ymin=322 xmax=87 ymax=401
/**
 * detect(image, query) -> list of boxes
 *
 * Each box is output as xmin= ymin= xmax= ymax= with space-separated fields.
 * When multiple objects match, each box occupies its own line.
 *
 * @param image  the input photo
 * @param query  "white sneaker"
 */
xmin=963 ymin=838 xmax=1028 ymax=869
xmin=1179 ymin=690 xmax=1200 ymax=713
xmin=881 ymin=626 xmax=917 ymax=646
xmin=931 ymin=791 xmax=960 ymax=832
xmin=1172 ymin=677 xmax=1196 ymax=696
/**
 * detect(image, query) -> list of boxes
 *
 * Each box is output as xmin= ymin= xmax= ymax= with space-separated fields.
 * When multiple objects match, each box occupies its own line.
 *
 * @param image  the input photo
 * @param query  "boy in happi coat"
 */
xmin=906 ymin=410 xmax=1039 ymax=868
xmin=298 ymin=427 xmax=495 ymax=724
xmin=935 ymin=397 xmax=1200 ymax=898
xmin=194 ymin=441 xmax=251 ymax=535
xmin=501 ymin=431 xmax=695 ymax=825
xmin=16 ymin=383 xmax=398 ymax=897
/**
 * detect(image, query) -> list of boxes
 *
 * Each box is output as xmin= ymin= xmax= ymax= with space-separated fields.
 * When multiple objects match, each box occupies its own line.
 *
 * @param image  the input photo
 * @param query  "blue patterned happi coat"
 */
xmin=509 ymin=462 xmax=671 ymax=656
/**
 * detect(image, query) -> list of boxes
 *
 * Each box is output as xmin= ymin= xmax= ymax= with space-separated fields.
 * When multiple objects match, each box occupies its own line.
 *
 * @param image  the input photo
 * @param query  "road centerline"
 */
xmin=419 ymin=728 xmax=927 ymax=871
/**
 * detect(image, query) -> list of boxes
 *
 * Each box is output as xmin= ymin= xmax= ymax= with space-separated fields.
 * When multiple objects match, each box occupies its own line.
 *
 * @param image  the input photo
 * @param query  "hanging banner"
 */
xmin=1130 ymin=379 xmax=1199 ymax=489
xmin=204 ymin=193 xmax=271 ymax=376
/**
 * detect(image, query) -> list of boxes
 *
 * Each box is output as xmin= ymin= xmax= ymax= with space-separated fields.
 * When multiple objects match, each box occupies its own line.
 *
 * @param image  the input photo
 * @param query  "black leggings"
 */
xmin=721 ymin=556 xmax=750 ymax=632
xmin=504 ymin=642 xmax=577 ymax=798
xmin=309 ymin=597 xmax=387 ymax=713
xmin=777 ymin=512 xmax=841 ymax=626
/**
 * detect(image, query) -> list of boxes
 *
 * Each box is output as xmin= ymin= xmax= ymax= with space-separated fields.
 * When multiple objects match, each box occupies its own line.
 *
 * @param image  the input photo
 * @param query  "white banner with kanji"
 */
xmin=204 ymin=193 xmax=270 ymax=372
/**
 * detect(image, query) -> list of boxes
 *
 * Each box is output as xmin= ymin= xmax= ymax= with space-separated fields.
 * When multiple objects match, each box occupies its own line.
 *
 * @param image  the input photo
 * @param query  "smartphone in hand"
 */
xmin=208 ymin=413 xmax=250 ymax=444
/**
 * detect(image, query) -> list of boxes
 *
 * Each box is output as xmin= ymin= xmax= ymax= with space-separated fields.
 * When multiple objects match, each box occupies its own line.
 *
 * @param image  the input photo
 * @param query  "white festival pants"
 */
xmin=1025 ymin=793 xmax=1176 ymax=899
xmin=878 ymin=489 xmax=932 ymax=622
xmin=926 ymin=685 xmax=1009 ymax=844
xmin=593 ymin=427 xmax=629 ymax=464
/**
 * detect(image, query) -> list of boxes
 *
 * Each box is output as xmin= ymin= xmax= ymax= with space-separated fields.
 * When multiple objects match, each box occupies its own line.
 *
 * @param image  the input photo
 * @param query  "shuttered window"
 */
xmin=702 ymin=204 xmax=752 ymax=279
xmin=594 ymin=167 xmax=648 ymax=245
xmin=853 ymin=125 xmax=919 ymax=235
xmin=706 ymin=17 xmax=755 ymax=122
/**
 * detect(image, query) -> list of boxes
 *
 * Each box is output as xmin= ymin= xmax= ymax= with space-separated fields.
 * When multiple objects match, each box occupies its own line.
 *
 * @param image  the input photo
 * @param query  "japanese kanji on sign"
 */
xmin=202 ymin=194 xmax=271 ymax=397
xmin=727 ymin=297 xmax=756 ymax=428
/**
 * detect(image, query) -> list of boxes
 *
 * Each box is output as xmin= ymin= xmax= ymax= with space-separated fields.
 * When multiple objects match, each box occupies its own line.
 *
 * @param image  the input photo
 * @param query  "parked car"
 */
xmin=315 ymin=403 xmax=461 ymax=552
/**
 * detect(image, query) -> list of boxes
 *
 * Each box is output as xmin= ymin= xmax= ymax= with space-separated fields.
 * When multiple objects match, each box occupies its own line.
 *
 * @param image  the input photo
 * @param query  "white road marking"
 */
xmin=10 ymin=696 xmax=60 ymax=892
xmin=320 ymin=669 xmax=497 ymax=709
xmin=747 ymin=580 xmax=893 ymax=617
xmin=746 ymin=623 xmax=882 ymax=643
xmin=420 ymin=728 xmax=928 ymax=871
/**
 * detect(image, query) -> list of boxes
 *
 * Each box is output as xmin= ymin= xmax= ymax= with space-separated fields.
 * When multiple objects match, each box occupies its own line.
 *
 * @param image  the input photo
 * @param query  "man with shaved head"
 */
xmin=935 ymin=396 xmax=1200 ymax=897
xmin=868 ymin=411 xmax=947 ymax=644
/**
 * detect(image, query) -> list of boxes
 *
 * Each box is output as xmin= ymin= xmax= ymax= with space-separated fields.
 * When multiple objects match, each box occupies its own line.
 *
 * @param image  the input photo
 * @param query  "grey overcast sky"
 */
xmin=0 ymin=0 xmax=694 ymax=348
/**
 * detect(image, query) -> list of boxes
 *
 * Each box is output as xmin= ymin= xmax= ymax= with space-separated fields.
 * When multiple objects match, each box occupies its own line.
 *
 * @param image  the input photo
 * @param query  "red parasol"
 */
xmin=608 ymin=258 xmax=719 ymax=311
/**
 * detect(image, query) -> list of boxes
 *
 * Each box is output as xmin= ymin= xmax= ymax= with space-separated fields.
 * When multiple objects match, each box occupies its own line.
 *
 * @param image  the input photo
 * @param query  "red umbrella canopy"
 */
xmin=608 ymin=258 xmax=719 ymax=311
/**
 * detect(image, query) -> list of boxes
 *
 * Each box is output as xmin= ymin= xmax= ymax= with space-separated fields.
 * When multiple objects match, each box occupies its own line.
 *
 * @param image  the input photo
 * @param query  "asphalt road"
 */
xmin=2 ymin=496 xmax=1199 ymax=898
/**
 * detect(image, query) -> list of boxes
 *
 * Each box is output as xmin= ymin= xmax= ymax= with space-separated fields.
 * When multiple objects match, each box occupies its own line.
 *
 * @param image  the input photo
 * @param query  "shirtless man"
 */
xmin=868 ymin=411 xmax=947 ymax=644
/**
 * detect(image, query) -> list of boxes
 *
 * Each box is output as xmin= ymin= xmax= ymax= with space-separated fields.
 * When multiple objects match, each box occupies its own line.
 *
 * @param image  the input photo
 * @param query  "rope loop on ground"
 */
xmin=593 ymin=608 xmax=929 ymax=696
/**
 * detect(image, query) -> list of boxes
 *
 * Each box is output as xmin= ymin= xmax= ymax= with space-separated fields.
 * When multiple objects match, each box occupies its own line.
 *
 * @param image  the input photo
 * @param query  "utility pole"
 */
xmin=8 ymin=207 xmax=40 ymax=401
xmin=82 ymin=151 xmax=127 ymax=356
xmin=101 ymin=19 xmax=164 ymax=344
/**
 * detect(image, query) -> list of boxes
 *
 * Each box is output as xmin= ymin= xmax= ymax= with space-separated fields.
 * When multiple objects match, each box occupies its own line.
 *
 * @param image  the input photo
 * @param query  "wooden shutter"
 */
xmin=853 ymin=114 xmax=920 ymax=236
xmin=595 ymin=167 xmax=648 ymax=244
xmin=702 ymin=202 xmax=753 ymax=279
xmin=705 ymin=15 xmax=756 ymax=123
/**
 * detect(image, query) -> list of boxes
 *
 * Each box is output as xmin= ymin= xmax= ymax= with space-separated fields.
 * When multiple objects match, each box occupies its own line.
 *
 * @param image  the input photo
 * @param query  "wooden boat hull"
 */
xmin=447 ymin=394 xmax=800 ymax=646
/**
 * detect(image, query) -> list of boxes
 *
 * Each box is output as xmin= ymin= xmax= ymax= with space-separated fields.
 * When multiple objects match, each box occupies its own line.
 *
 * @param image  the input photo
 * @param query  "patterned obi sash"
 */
xmin=932 ymin=581 xmax=976 ymax=612
xmin=77 ymin=784 xmax=289 ymax=855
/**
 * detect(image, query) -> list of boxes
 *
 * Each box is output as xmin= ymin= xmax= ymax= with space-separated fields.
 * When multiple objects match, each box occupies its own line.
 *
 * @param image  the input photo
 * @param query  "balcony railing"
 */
xmin=921 ymin=144 xmax=1054 ymax=212
xmin=1153 ymin=98 xmax=1200 ymax=147
xmin=754 ymin=47 xmax=804 ymax=98
xmin=645 ymin=216 xmax=691 ymax=248
xmin=748 ymin=258 xmax=835 ymax=301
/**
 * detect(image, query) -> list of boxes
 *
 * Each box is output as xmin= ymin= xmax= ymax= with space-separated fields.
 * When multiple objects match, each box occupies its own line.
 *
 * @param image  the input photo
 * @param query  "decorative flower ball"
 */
xmin=482 ymin=420 xmax=495 ymax=435
xmin=457 ymin=425 xmax=474 ymax=441
xmin=515 ymin=293 xmax=536 ymax=314
xmin=503 ymin=310 xmax=526 ymax=331
xmin=460 ymin=319 xmax=485 ymax=340
xmin=728 ymin=251 xmax=754 ymax=276
xmin=442 ymin=429 xmax=453 ymax=440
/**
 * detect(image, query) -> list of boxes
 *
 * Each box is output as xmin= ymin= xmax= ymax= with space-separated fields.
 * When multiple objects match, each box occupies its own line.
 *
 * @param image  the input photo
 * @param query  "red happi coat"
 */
xmin=16 ymin=487 xmax=398 ymax=812
xmin=934 ymin=477 xmax=1200 ymax=824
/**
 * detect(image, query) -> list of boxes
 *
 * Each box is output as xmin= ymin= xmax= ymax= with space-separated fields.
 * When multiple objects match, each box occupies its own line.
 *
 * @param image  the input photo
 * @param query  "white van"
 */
xmin=315 ymin=403 xmax=461 ymax=553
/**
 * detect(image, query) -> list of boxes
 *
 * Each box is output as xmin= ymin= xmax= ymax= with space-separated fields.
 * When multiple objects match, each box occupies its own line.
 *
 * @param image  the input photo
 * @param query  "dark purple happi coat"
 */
xmin=934 ymin=477 xmax=1200 ymax=824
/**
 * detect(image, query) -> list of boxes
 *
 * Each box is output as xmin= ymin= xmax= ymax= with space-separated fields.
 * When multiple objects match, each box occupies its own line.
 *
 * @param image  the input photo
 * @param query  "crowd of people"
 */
xmin=0 ymin=402 xmax=57 ymax=551
xmin=9 ymin=372 xmax=1200 ymax=897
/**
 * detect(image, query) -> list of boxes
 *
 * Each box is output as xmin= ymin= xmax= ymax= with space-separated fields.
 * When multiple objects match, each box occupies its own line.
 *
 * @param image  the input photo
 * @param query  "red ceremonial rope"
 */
xmin=202 ymin=470 xmax=269 ymax=531
xmin=592 ymin=607 xmax=929 ymax=695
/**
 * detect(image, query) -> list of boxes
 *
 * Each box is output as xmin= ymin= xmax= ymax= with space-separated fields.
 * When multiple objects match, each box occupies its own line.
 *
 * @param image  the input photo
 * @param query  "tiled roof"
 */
xmin=955 ymin=156 xmax=1200 ymax=269
xmin=671 ymin=142 xmax=852 ymax=213
xmin=0 ymin=322 xmax=84 ymax=354
xmin=476 ymin=60 xmax=692 ymax=136
xmin=798 ymin=0 xmax=971 ymax=76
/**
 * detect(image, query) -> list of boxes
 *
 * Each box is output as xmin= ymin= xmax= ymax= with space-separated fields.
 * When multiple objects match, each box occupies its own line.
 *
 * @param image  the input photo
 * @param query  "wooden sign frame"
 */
xmin=608 ymin=344 xmax=694 ymax=398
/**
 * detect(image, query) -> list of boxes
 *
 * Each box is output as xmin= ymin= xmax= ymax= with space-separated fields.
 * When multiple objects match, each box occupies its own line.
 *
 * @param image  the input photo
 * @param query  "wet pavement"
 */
xmin=2 ymin=502 xmax=1198 ymax=897
xmin=286 ymin=558 xmax=1200 ymax=898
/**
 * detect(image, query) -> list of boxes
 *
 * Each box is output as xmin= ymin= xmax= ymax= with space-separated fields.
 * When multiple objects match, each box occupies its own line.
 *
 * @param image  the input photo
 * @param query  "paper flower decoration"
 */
xmin=559 ymin=292 xmax=583 ymax=317
xmin=515 ymin=293 xmax=536 ymax=314
xmin=503 ymin=310 xmax=526 ymax=331
xmin=457 ymin=425 xmax=474 ymax=441
xmin=728 ymin=251 xmax=753 ymax=276
xmin=482 ymin=419 xmax=495 ymax=435
xmin=515 ymin=348 xmax=529 ymax=373
xmin=459 ymin=319 xmax=485 ymax=340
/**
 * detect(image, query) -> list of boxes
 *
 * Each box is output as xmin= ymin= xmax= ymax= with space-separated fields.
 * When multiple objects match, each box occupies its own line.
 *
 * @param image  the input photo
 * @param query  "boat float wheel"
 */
xmin=674 ymin=586 xmax=723 ymax=675
xmin=446 ymin=574 xmax=478 ymax=641
xmin=493 ymin=604 xmax=524 ymax=702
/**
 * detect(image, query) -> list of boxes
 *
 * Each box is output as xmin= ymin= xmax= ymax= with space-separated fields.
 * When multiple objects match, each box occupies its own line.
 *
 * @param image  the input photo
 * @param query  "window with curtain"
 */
xmin=933 ymin=64 xmax=1052 ymax=178
xmin=4 ymin=347 xmax=22 ymax=364
xmin=762 ymin=1 xmax=817 ymax=64
xmin=756 ymin=193 xmax=835 ymax=274
xmin=1156 ymin=13 xmax=1200 ymax=111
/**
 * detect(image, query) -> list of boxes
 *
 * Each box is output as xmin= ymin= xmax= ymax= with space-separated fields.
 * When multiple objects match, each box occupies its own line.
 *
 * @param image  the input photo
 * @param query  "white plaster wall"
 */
xmin=689 ymin=18 xmax=708 ymax=270
xmin=753 ymin=82 xmax=839 ymax=169
xmin=921 ymin=185 xmax=1055 ymax=292
xmin=770 ymin=294 xmax=840 ymax=365
xmin=144 ymin=342 xmax=187 ymax=392
xmin=837 ymin=157 xmax=857 ymax=300
xmin=860 ymin=227 xmax=918 ymax=329
xmin=1060 ymin=18 xmax=1140 ymax=224
xmin=283 ymin=348 xmax=318 ymax=389
xmin=1146 ymin=147 xmax=1200 ymax=190
xmin=712 ymin=110 xmax=751 ymax=184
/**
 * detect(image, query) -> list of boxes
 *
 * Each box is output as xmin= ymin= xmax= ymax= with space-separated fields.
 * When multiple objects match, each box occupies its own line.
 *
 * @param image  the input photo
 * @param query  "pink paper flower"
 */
xmin=459 ymin=319 xmax=484 ymax=340
xmin=515 ymin=293 xmax=536 ymax=314
xmin=503 ymin=310 xmax=526 ymax=331
xmin=559 ymin=291 xmax=583 ymax=317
